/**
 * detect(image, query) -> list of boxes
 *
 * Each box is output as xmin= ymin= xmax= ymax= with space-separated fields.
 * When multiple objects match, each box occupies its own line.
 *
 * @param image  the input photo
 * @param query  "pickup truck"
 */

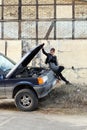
xmin=0 ymin=44 xmax=57 ymax=111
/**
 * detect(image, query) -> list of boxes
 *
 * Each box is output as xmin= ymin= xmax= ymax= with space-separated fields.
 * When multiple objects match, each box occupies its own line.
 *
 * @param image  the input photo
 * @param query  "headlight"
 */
xmin=37 ymin=76 xmax=48 ymax=85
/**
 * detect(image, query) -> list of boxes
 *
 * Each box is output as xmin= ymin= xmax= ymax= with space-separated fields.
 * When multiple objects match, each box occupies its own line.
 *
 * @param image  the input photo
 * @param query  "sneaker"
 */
xmin=66 ymin=81 xmax=72 ymax=85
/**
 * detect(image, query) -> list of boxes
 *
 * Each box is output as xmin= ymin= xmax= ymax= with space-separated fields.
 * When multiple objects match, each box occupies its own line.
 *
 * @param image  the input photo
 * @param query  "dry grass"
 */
xmin=39 ymin=84 xmax=87 ymax=114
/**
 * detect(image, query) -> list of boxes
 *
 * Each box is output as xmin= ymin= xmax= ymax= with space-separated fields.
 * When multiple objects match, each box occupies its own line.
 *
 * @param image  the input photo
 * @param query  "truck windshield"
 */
xmin=0 ymin=54 xmax=15 ymax=72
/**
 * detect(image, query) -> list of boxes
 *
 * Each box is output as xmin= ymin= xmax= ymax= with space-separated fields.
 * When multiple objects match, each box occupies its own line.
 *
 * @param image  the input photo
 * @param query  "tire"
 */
xmin=15 ymin=89 xmax=38 ymax=111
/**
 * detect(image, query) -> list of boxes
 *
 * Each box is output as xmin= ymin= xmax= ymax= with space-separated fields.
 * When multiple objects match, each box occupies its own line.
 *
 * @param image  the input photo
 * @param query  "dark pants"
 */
xmin=56 ymin=66 xmax=69 ymax=83
xmin=49 ymin=63 xmax=69 ymax=83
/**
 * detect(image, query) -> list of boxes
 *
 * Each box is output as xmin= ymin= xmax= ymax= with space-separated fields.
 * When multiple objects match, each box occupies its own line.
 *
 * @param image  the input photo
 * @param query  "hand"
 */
xmin=42 ymin=43 xmax=45 ymax=49
xmin=43 ymin=43 xmax=45 ymax=46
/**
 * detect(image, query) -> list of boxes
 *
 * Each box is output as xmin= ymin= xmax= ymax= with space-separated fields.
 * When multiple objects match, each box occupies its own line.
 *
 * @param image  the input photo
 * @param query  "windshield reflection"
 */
xmin=0 ymin=55 xmax=15 ymax=72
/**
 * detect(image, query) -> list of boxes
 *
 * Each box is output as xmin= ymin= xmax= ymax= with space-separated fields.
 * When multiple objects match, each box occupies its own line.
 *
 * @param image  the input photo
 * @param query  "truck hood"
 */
xmin=6 ymin=43 xmax=44 ymax=78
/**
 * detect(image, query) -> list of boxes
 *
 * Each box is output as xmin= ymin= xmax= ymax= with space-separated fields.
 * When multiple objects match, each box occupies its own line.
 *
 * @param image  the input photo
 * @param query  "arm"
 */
xmin=42 ymin=48 xmax=48 ymax=56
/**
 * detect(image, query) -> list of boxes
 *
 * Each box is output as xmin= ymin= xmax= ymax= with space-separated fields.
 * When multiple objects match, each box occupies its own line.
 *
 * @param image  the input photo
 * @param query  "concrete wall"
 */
xmin=40 ymin=40 xmax=87 ymax=84
xmin=0 ymin=40 xmax=22 ymax=62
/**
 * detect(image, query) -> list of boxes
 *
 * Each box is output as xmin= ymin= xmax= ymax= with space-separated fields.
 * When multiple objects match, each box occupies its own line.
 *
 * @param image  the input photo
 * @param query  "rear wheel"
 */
xmin=15 ymin=89 xmax=38 ymax=111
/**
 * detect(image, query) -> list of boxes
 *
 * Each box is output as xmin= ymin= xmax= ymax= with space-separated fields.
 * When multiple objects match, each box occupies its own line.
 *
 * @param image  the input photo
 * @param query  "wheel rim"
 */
xmin=20 ymin=94 xmax=32 ymax=108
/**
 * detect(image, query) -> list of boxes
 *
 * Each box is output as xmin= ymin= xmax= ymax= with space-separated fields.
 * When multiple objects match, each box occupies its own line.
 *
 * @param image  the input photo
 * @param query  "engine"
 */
xmin=16 ymin=67 xmax=47 ymax=78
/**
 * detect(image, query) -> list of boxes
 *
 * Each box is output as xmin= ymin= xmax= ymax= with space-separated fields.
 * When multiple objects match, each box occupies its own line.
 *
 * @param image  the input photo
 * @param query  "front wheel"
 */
xmin=15 ymin=89 xmax=38 ymax=111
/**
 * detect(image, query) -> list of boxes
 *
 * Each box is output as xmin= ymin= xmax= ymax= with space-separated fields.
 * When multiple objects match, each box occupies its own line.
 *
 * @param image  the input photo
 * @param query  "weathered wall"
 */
xmin=40 ymin=40 xmax=87 ymax=84
xmin=0 ymin=0 xmax=87 ymax=85
xmin=0 ymin=40 xmax=22 ymax=62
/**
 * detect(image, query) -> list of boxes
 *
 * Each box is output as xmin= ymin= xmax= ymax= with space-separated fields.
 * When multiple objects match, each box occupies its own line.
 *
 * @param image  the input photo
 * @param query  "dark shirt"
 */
xmin=42 ymin=48 xmax=58 ymax=66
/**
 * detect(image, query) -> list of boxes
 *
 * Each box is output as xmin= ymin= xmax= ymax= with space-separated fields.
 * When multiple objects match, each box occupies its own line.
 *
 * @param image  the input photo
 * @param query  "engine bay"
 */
xmin=16 ymin=67 xmax=48 ymax=78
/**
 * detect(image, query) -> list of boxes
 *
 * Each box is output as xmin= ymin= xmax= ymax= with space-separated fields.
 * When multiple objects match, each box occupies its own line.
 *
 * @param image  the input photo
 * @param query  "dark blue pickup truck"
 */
xmin=0 ymin=44 xmax=57 ymax=111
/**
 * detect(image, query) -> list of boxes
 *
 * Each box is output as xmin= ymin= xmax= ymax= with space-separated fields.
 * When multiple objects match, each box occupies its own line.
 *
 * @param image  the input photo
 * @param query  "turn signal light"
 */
xmin=37 ymin=77 xmax=44 ymax=85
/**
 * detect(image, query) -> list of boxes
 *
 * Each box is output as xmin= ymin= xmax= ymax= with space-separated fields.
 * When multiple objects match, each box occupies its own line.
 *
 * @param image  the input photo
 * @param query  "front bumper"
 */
xmin=34 ymin=79 xmax=57 ymax=98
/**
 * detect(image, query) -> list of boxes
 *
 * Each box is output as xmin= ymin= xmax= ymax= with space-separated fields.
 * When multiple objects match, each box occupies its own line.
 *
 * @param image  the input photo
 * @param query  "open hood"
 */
xmin=6 ymin=43 xmax=44 ymax=78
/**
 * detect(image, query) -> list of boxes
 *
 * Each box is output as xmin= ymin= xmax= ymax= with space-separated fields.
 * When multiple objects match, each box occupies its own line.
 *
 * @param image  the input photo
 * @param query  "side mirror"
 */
xmin=0 ymin=74 xmax=4 ymax=80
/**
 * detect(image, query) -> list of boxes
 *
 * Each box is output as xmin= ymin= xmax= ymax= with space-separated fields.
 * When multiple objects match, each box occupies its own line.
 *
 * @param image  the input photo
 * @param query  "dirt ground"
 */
xmin=39 ymin=83 xmax=87 ymax=115
xmin=0 ymin=83 xmax=87 ymax=115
